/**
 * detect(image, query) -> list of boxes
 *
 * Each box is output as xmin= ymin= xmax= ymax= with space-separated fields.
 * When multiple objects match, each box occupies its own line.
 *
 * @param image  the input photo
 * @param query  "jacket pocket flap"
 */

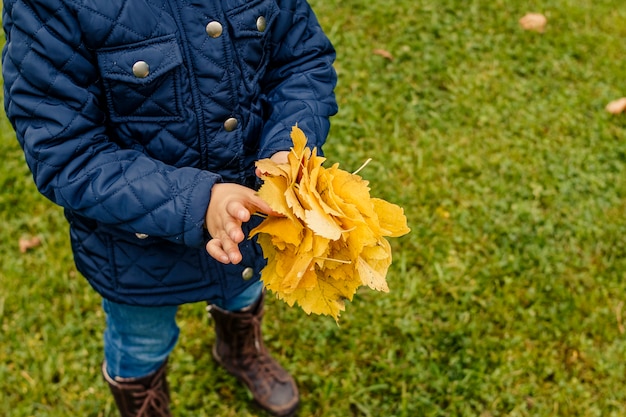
xmin=97 ymin=35 xmax=182 ymax=84
xmin=226 ymin=0 xmax=277 ymax=38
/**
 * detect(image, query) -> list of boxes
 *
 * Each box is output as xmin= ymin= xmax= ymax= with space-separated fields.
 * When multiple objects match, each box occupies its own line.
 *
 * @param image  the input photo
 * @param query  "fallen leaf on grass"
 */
xmin=372 ymin=49 xmax=394 ymax=61
xmin=519 ymin=13 xmax=547 ymax=33
xmin=251 ymin=125 xmax=410 ymax=321
xmin=19 ymin=236 xmax=42 ymax=253
xmin=605 ymin=98 xmax=626 ymax=115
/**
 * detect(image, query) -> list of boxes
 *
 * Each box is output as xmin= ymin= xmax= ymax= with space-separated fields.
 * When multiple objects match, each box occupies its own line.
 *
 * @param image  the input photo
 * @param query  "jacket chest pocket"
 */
xmin=225 ymin=0 xmax=278 ymax=83
xmin=96 ymin=35 xmax=184 ymax=122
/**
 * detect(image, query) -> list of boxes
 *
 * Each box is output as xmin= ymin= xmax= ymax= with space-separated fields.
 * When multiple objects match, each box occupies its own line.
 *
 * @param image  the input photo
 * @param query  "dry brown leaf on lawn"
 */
xmin=19 ymin=236 xmax=42 ymax=253
xmin=372 ymin=49 xmax=394 ymax=61
xmin=606 ymin=98 xmax=626 ymax=115
xmin=251 ymin=125 xmax=410 ymax=321
xmin=519 ymin=13 xmax=547 ymax=33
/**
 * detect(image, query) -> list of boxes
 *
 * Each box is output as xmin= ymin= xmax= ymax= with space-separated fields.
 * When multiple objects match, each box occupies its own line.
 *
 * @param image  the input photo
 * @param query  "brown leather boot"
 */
xmin=207 ymin=293 xmax=299 ymax=416
xmin=102 ymin=360 xmax=172 ymax=417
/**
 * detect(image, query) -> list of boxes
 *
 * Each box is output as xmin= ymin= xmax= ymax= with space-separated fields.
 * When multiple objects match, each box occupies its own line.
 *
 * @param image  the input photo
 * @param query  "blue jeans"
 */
xmin=103 ymin=280 xmax=263 ymax=379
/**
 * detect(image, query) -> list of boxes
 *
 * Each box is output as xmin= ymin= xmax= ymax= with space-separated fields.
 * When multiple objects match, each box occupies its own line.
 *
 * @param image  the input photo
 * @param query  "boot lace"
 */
xmin=235 ymin=315 xmax=289 ymax=383
xmin=134 ymin=382 xmax=170 ymax=417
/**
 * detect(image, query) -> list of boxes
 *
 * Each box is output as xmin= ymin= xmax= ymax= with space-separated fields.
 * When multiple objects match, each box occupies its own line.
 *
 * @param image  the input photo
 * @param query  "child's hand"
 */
xmin=205 ymin=183 xmax=274 ymax=264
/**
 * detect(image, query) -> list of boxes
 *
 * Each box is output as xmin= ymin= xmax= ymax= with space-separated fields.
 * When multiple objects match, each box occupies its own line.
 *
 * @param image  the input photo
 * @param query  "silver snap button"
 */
xmin=256 ymin=16 xmax=267 ymax=32
xmin=132 ymin=61 xmax=150 ymax=78
xmin=135 ymin=233 xmax=149 ymax=239
xmin=205 ymin=21 xmax=223 ymax=38
xmin=242 ymin=267 xmax=254 ymax=280
xmin=223 ymin=117 xmax=238 ymax=132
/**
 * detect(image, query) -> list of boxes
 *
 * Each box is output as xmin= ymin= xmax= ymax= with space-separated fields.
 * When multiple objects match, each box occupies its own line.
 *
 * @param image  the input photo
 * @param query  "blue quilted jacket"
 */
xmin=2 ymin=0 xmax=337 ymax=306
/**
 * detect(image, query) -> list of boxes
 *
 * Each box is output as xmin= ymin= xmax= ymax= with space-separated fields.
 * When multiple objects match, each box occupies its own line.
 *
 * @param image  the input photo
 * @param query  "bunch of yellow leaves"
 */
xmin=250 ymin=126 xmax=410 ymax=321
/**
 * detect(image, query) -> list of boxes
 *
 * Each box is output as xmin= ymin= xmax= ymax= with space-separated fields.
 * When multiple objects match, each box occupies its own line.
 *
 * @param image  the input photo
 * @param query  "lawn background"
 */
xmin=2 ymin=0 xmax=626 ymax=416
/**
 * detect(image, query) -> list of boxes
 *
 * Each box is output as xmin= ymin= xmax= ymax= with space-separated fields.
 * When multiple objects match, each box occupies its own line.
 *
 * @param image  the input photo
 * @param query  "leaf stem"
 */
xmin=353 ymin=158 xmax=372 ymax=175
xmin=314 ymin=256 xmax=352 ymax=264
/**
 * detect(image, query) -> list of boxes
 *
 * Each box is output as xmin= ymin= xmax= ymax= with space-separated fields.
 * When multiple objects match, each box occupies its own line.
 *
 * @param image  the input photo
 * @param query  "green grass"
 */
xmin=2 ymin=0 xmax=626 ymax=415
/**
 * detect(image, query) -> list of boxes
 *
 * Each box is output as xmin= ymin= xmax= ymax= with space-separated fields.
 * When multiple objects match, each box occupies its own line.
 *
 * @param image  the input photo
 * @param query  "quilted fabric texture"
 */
xmin=2 ymin=0 xmax=338 ymax=306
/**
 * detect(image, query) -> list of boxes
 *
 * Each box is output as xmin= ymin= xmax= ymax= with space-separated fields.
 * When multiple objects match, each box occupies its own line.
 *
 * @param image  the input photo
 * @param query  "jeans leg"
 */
xmin=102 ymin=299 xmax=179 ymax=379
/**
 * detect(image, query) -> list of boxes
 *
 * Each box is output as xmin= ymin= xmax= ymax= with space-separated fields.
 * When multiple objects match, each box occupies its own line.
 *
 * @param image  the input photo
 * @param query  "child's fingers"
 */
xmin=206 ymin=236 xmax=243 ymax=264
xmin=213 ymin=216 xmax=244 ymax=263
xmin=222 ymin=216 xmax=245 ymax=244
xmin=223 ymin=238 xmax=243 ymax=264
xmin=226 ymin=200 xmax=252 ymax=223
xmin=206 ymin=239 xmax=230 ymax=264
xmin=205 ymin=184 xmax=279 ymax=265
xmin=249 ymin=194 xmax=281 ymax=217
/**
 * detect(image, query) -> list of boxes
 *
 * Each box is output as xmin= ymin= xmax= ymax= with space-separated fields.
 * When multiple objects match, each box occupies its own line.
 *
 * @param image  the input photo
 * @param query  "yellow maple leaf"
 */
xmin=250 ymin=125 xmax=410 ymax=321
xmin=252 ymin=217 xmax=303 ymax=248
xmin=371 ymin=198 xmax=411 ymax=237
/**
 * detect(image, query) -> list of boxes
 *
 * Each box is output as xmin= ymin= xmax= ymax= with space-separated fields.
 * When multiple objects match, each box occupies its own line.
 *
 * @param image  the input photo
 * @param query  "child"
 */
xmin=2 ymin=0 xmax=337 ymax=415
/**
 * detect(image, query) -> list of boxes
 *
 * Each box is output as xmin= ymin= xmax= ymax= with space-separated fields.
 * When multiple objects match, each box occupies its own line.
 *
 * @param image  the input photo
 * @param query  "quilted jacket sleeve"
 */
xmin=2 ymin=0 xmax=217 ymax=248
xmin=258 ymin=0 xmax=338 ymax=158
